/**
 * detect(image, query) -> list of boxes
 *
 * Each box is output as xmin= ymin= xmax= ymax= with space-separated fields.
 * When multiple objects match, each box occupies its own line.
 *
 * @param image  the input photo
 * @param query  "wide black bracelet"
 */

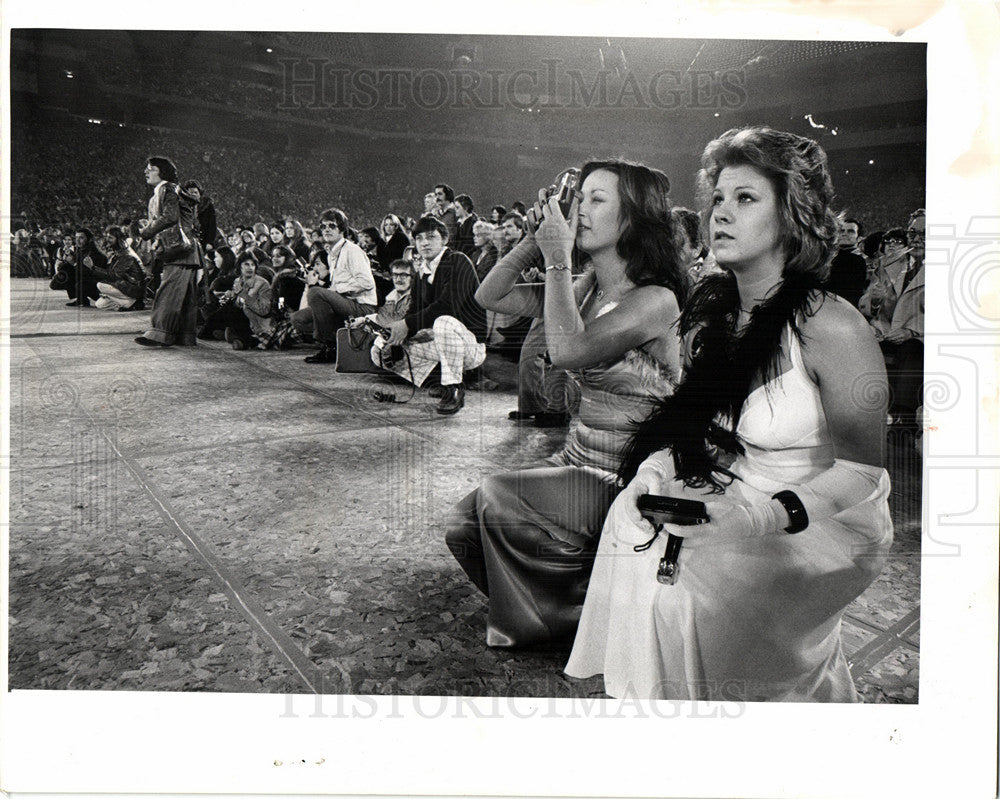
xmin=771 ymin=490 xmax=809 ymax=534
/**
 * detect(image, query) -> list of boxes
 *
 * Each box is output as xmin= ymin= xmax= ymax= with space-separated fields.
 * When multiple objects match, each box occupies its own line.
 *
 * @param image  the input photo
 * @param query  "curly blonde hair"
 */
xmin=697 ymin=127 xmax=838 ymax=281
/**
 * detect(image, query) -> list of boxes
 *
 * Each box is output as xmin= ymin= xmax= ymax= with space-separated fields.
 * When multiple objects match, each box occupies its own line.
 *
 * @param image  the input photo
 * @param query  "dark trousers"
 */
xmin=273 ymin=274 xmax=306 ymax=315
xmin=144 ymin=263 xmax=199 ymax=346
xmin=516 ymin=318 xmax=578 ymax=415
xmin=881 ymin=337 xmax=924 ymax=423
xmin=307 ymin=287 xmax=375 ymax=346
xmin=51 ymin=263 xmax=100 ymax=301
xmin=198 ymin=303 xmax=253 ymax=343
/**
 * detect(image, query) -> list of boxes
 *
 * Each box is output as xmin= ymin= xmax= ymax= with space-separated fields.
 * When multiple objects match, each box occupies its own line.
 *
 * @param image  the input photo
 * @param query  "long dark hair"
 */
xmin=617 ymin=128 xmax=836 ymax=491
xmin=579 ymin=159 xmax=687 ymax=307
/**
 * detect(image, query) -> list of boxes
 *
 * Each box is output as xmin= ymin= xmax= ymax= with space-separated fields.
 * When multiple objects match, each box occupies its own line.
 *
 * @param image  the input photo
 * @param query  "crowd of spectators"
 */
xmin=11 ymin=116 xmax=924 ymax=431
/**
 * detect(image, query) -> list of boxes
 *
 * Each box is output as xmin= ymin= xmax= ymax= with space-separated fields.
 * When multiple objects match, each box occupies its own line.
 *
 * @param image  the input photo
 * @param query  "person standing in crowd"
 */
xmin=453 ymin=194 xmax=478 ymax=257
xmin=298 ymin=208 xmax=378 ymax=364
xmin=447 ymin=159 xmax=686 ymax=647
xmin=93 ymin=225 xmax=146 ymax=311
xmin=135 ymin=156 xmax=202 ymax=347
xmin=380 ymin=215 xmax=487 ymax=414
xmin=825 ymin=216 xmax=868 ymax=308
xmin=859 ymin=227 xmax=908 ymax=327
xmin=869 ymin=209 xmax=925 ymax=428
xmin=433 ymin=183 xmax=459 ymax=243
xmin=566 ymin=127 xmax=891 ymax=702
xmin=181 ymin=180 xmax=217 ymax=254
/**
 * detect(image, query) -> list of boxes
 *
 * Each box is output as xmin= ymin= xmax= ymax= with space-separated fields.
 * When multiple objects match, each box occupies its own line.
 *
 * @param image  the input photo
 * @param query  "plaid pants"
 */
xmin=386 ymin=315 xmax=485 ymax=387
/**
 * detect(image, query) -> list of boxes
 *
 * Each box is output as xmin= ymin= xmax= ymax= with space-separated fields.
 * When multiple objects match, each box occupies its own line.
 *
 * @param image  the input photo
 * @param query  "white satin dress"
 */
xmin=565 ymin=329 xmax=893 ymax=702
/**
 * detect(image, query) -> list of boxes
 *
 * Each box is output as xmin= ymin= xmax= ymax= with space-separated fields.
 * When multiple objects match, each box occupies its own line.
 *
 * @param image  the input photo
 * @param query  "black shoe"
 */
xmin=66 ymin=299 xmax=90 ymax=307
xmin=134 ymin=336 xmax=170 ymax=348
xmin=118 ymin=300 xmax=145 ymax=312
xmin=436 ymin=385 xmax=465 ymax=415
xmin=304 ymin=346 xmax=336 ymax=364
xmin=508 ymin=410 xmax=535 ymax=421
xmin=533 ymin=412 xmax=571 ymax=428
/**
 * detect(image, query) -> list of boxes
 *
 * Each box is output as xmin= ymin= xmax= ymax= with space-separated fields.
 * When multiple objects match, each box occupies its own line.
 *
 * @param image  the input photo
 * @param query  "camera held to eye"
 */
xmin=527 ymin=168 xmax=581 ymax=232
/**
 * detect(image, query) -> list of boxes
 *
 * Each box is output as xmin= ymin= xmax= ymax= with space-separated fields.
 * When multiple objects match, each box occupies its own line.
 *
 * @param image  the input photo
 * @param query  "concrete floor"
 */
xmin=7 ymin=277 xmax=921 ymax=701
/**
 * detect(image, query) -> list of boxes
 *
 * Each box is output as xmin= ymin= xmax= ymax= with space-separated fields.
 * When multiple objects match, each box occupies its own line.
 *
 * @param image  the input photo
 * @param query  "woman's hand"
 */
xmin=535 ymin=195 xmax=578 ymax=265
xmin=664 ymin=500 xmax=783 ymax=549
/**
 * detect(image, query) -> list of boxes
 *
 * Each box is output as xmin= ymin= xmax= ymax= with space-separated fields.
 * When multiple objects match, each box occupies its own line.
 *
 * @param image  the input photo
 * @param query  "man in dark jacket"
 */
xmin=384 ymin=215 xmax=487 ymax=414
xmin=93 ymin=226 xmax=147 ymax=311
xmin=51 ymin=228 xmax=107 ymax=306
xmin=453 ymin=194 xmax=478 ymax=258
xmin=826 ymin=217 xmax=868 ymax=308
xmin=181 ymin=180 xmax=218 ymax=253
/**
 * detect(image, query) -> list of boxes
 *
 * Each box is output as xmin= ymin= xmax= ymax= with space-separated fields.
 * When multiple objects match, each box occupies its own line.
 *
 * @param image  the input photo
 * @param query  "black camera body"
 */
xmin=637 ymin=494 xmax=709 ymax=527
xmin=636 ymin=494 xmax=709 ymax=587
xmin=545 ymin=168 xmax=582 ymax=219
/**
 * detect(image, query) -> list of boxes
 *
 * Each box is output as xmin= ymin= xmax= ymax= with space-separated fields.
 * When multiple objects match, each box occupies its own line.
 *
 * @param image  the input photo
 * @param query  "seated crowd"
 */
xmin=14 ymin=127 xmax=924 ymax=701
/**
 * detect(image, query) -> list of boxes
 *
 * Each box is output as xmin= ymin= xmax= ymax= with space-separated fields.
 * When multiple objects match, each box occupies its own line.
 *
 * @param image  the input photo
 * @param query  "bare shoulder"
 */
xmin=800 ymin=291 xmax=873 ymax=345
xmin=626 ymin=283 xmax=681 ymax=318
xmin=798 ymin=292 xmax=882 ymax=378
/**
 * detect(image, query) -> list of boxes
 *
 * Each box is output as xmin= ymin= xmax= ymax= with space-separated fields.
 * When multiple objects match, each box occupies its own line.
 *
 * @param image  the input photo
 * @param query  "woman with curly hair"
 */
xmin=446 ymin=159 xmax=688 ymax=649
xmin=566 ymin=127 xmax=892 ymax=702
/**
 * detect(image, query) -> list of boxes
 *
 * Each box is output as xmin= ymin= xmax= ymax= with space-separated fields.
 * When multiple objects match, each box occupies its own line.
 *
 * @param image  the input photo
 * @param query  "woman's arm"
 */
xmin=474 ymin=236 xmax=545 ymax=317
xmin=801 ymin=296 xmax=887 ymax=468
xmin=544 ymin=280 xmax=680 ymax=370
xmin=140 ymin=185 xmax=179 ymax=239
xmin=535 ymin=194 xmax=679 ymax=370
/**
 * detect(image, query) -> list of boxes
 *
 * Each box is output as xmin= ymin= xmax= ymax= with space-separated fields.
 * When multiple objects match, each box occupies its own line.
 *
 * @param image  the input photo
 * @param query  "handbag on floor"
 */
xmin=335 ymin=326 xmax=385 ymax=374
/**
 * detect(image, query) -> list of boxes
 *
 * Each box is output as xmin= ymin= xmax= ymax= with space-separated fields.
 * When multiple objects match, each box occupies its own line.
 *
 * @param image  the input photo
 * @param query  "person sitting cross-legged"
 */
xmin=380 ymin=215 xmax=488 ymax=414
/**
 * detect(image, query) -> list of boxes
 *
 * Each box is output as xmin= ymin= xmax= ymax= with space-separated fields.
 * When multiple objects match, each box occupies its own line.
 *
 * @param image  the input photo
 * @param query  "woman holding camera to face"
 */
xmin=445 ymin=160 xmax=687 ymax=649
xmin=565 ymin=128 xmax=892 ymax=702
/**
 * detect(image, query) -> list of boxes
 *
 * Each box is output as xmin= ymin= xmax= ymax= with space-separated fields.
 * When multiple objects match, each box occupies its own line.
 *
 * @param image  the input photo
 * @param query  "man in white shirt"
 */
xmin=302 ymin=208 xmax=378 ymax=364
